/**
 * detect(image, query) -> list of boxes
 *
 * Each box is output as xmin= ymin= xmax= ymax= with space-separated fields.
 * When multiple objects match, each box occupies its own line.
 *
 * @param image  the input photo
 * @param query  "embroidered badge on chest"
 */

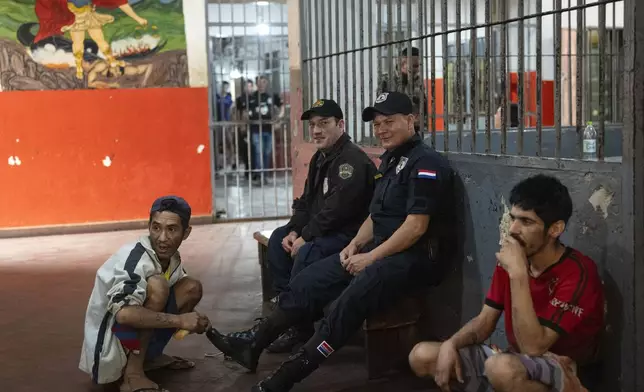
xmin=396 ymin=157 xmax=408 ymax=174
xmin=338 ymin=163 xmax=354 ymax=179
xmin=323 ymin=177 xmax=329 ymax=194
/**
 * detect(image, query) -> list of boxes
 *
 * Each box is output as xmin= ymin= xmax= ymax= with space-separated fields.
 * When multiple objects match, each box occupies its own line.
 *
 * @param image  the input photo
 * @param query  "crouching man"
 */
xmin=79 ymin=196 xmax=210 ymax=392
xmin=409 ymin=175 xmax=605 ymax=392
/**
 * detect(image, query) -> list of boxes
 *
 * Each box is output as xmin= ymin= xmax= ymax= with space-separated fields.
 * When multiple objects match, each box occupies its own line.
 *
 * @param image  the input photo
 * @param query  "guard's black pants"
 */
xmin=277 ymin=246 xmax=433 ymax=361
xmin=267 ymin=225 xmax=352 ymax=294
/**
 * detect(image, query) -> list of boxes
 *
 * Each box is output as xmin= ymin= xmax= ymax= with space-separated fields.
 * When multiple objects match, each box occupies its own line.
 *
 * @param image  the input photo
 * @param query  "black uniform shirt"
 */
xmin=286 ymin=133 xmax=377 ymax=242
xmin=236 ymin=91 xmax=282 ymax=121
xmin=369 ymin=133 xmax=452 ymax=246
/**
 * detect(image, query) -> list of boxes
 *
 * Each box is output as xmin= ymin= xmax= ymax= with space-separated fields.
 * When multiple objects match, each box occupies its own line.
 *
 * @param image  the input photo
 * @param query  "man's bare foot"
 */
xmin=120 ymin=373 xmax=167 ymax=392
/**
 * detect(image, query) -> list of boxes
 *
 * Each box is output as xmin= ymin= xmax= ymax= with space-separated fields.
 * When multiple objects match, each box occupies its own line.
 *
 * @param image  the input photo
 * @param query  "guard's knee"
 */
xmin=484 ymin=353 xmax=525 ymax=389
xmin=409 ymin=342 xmax=441 ymax=377
xmin=146 ymin=274 xmax=170 ymax=310
xmin=268 ymin=227 xmax=290 ymax=252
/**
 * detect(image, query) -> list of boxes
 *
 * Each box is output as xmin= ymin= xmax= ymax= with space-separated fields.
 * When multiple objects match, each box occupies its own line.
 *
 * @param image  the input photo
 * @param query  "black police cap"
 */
xmin=362 ymin=91 xmax=413 ymax=122
xmin=301 ymin=99 xmax=344 ymax=120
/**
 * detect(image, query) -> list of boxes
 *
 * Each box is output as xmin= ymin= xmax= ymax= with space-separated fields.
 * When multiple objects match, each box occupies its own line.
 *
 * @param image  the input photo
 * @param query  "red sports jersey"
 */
xmin=485 ymin=247 xmax=605 ymax=363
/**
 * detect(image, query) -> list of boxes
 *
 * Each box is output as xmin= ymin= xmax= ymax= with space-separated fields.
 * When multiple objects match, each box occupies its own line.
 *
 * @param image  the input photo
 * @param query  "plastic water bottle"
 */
xmin=583 ymin=121 xmax=597 ymax=160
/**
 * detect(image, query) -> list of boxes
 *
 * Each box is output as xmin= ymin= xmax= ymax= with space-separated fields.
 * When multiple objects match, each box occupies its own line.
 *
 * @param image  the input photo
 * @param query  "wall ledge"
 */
xmin=0 ymin=215 xmax=214 ymax=239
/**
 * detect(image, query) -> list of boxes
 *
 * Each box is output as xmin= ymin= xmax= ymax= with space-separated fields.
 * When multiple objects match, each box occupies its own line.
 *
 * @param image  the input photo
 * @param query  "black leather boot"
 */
xmin=251 ymin=350 xmax=320 ymax=392
xmin=206 ymin=310 xmax=293 ymax=373
xmin=266 ymin=324 xmax=314 ymax=354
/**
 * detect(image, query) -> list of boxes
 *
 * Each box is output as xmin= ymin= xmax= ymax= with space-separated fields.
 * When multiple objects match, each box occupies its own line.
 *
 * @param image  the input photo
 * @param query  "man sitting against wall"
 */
xmin=409 ymin=175 xmax=605 ymax=392
xmin=263 ymin=98 xmax=377 ymax=354
xmin=79 ymin=196 xmax=210 ymax=392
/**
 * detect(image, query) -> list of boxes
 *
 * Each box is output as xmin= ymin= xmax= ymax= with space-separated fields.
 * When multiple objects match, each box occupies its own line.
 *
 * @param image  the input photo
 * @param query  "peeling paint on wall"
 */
xmin=102 ymin=156 xmax=112 ymax=168
xmin=7 ymin=156 xmax=21 ymax=166
xmin=499 ymin=195 xmax=512 ymax=245
xmin=588 ymin=185 xmax=614 ymax=219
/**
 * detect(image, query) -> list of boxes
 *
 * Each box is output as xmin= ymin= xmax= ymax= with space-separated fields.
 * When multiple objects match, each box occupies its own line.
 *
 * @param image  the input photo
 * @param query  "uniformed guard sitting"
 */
xmin=264 ymin=98 xmax=377 ymax=353
xmin=206 ymin=91 xmax=453 ymax=392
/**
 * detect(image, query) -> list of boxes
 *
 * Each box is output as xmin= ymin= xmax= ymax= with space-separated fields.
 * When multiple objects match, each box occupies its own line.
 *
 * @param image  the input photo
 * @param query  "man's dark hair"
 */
xmin=149 ymin=196 xmax=191 ymax=231
xmin=509 ymin=174 xmax=573 ymax=229
xmin=401 ymin=47 xmax=420 ymax=57
xmin=246 ymin=79 xmax=254 ymax=85
xmin=222 ymin=81 xmax=229 ymax=86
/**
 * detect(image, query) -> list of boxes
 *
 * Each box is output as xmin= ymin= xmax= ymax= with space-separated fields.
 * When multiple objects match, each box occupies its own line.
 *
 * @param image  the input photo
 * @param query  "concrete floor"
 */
xmin=0 ymin=221 xmax=435 ymax=392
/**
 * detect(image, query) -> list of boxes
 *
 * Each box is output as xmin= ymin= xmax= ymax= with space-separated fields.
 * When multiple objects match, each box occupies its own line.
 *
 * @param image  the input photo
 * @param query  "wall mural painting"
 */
xmin=0 ymin=0 xmax=187 ymax=90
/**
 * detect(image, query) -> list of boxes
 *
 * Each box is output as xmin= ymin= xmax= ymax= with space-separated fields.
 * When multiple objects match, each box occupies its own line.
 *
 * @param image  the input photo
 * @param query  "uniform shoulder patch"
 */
xmin=338 ymin=163 xmax=354 ymax=179
xmin=417 ymin=169 xmax=438 ymax=179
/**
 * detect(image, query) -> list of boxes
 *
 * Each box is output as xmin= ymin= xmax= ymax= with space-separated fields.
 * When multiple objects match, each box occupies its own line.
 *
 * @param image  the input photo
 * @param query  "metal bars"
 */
xmin=297 ymin=0 xmax=622 ymax=159
xmin=206 ymin=1 xmax=293 ymax=220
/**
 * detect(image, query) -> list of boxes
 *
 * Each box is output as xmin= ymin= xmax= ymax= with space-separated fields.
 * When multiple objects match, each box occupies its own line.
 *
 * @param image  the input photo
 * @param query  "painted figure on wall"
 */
xmin=0 ymin=0 xmax=188 ymax=91
xmin=34 ymin=0 xmax=148 ymax=79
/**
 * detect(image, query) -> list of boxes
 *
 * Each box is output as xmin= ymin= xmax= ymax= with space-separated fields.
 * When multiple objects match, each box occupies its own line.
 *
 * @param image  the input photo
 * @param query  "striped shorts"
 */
xmin=456 ymin=345 xmax=566 ymax=392
xmin=111 ymin=287 xmax=179 ymax=360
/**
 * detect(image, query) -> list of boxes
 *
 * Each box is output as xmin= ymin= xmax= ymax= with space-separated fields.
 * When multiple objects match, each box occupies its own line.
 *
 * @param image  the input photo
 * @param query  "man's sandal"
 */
xmin=165 ymin=356 xmax=195 ymax=370
xmin=144 ymin=355 xmax=196 ymax=372
xmin=131 ymin=388 xmax=169 ymax=392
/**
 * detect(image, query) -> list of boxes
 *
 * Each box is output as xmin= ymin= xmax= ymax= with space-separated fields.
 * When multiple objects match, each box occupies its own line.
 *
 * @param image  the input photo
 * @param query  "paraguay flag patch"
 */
xmin=417 ymin=169 xmax=437 ymax=179
xmin=317 ymin=340 xmax=335 ymax=357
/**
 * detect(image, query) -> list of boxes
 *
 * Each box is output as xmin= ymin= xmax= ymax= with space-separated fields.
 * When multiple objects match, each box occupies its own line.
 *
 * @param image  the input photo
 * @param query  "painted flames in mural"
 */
xmin=0 ymin=0 xmax=187 ymax=90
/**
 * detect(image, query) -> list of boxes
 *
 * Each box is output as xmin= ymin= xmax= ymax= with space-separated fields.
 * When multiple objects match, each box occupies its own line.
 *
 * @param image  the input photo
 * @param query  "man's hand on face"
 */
xmin=290 ymin=237 xmax=306 ymax=258
xmin=496 ymin=236 xmax=529 ymax=278
xmin=281 ymin=231 xmax=299 ymax=253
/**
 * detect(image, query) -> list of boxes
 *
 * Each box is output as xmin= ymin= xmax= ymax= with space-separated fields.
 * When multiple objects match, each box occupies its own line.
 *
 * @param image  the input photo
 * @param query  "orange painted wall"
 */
xmin=0 ymin=88 xmax=212 ymax=228
xmin=508 ymin=72 xmax=555 ymax=127
xmin=425 ymin=78 xmax=445 ymax=131
xmin=424 ymin=74 xmax=555 ymax=131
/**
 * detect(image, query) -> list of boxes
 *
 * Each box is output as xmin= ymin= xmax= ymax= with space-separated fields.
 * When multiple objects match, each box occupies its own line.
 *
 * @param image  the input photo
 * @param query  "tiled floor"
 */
xmin=0 ymin=222 xmax=435 ymax=392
